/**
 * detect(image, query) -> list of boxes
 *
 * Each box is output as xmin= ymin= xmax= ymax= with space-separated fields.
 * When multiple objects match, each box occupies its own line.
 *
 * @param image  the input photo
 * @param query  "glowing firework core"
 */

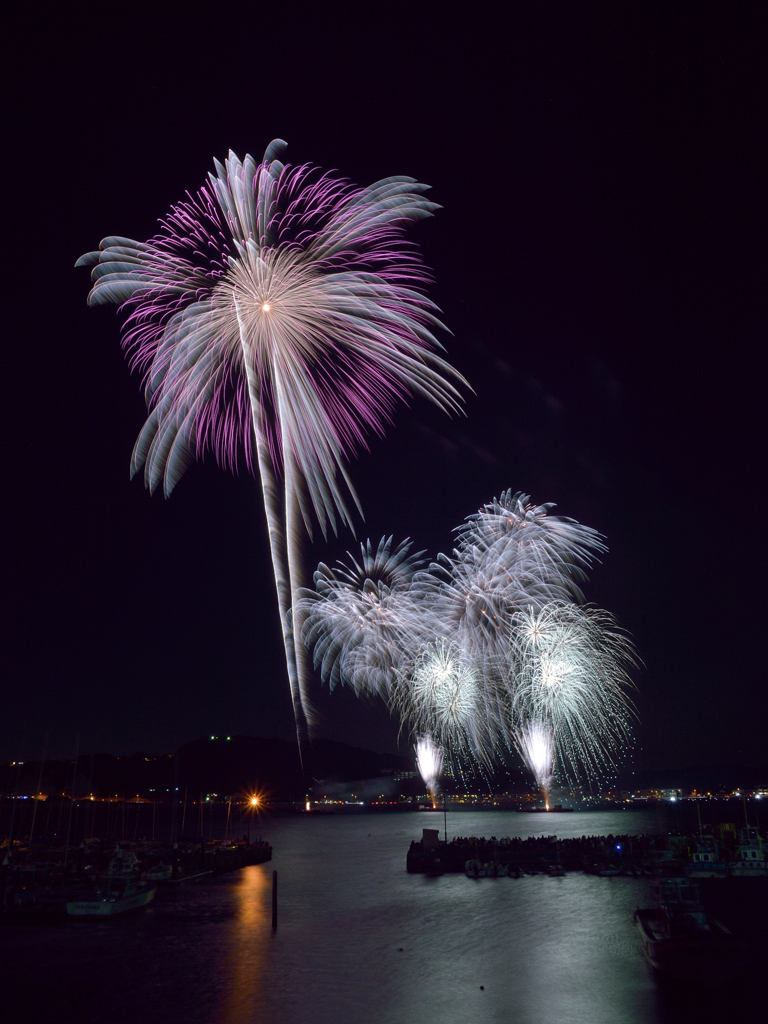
xmin=416 ymin=735 xmax=444 ymax=807
xmin=409 ymin=638 xmax=479 ymax=747
xmin=517 ymin=721 xmax=555 ymax=809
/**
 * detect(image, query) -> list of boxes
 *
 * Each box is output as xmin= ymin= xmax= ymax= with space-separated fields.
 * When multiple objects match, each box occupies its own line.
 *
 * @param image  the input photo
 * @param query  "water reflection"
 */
xmin=221 ymin=864 xmax=270 ymax=1024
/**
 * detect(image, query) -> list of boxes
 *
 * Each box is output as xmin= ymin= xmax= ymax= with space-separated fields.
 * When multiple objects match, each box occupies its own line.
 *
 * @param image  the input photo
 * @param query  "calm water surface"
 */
xmin=3 ymin=810 xmax=764 ymax=1023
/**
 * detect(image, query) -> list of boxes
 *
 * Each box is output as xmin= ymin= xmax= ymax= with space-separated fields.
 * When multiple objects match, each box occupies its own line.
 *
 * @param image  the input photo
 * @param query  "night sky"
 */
xmin=4 ymin=3 xmax=765 ymax=774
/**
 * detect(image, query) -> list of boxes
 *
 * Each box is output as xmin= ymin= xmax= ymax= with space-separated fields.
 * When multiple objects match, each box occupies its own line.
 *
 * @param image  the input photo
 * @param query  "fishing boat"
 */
xmin=66 ymin=847 xmax=156 ymax=917
xmin=633 ymin=878 xmax=751 ymax=985
xmin=730 ymin=827 xmax=767 ymax=877
xmin=687 ymin=836 xmax=728 ymax=879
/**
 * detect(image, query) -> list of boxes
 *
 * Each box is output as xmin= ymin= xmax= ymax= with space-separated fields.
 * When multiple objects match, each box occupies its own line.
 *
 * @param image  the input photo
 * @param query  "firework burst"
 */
xmin=509 ymin=602 xmax=638 ymax=785
xmin=300 ymin=491 xmax=638 ymax=788
xmin=77 ymin=141 xmax=467 ymax=745
xmin=455 ymin=491 xmax=606 ymax=607
xmin=409 ymin=638 xmax=479 ymax=741
xmin=298 ymin=537 xmax=427 ymax=698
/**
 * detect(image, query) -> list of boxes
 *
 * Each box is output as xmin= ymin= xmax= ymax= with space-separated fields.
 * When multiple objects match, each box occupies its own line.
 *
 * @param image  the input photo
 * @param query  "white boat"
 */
xmin=66 ymin=847 xmax=156 ymax=917
xmin=730 ymin=827 xmax=767 ymax=877
xmin=687 ymin=837 xmax=728 ymax=879
xmin=145 ymin=861 xmax=173 ymax=884
xmin=633 ymin=878 xmax=750 ymax=985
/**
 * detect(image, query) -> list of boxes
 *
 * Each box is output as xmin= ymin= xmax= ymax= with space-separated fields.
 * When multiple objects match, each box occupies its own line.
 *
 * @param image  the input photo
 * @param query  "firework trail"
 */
xmin=77 ymin=141 xmax=467 ymax=745
xmin=415 ymin=734 xmax=444 ymax=806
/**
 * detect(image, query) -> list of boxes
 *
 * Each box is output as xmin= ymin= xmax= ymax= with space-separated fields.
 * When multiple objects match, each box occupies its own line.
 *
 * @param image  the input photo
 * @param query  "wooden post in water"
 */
xmin=272 ymin=870 xmax=278 ymax=930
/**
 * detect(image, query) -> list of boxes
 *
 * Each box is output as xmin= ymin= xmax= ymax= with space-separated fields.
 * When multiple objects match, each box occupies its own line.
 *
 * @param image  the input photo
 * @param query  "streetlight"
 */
xmin=246 ymin=795 xmax=259 ymax=842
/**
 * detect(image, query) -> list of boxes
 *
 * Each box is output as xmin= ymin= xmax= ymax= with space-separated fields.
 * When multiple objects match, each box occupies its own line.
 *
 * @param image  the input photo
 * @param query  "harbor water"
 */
xmin=2 ymin=809 xmax=766 ymax=1023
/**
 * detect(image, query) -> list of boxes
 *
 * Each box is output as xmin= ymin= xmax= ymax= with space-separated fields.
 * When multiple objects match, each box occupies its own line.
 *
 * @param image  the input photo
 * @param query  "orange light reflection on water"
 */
xmin=220 ymin=864 xmax=270 ymax=1023
xmin=235 ymin=862 xmax=268 ymax=929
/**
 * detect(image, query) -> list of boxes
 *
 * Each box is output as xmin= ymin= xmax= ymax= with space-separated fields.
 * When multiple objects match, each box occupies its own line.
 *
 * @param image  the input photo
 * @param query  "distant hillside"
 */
xmin=3 ymin=742 xmax=765 ymax=803
xmin=0 ymin=736 xmax=413 ymax=802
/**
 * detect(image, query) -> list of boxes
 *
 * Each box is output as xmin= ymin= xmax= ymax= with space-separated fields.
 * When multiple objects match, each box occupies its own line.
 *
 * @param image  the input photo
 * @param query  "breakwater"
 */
xmin=407 ymin=830 xmax=674 ymax=874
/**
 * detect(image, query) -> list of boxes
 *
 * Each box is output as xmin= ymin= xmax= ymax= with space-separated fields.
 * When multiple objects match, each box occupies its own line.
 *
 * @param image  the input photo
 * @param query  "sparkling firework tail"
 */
xmin=514 ymin=720 xmax=555 ymax=805
xmin=415 ymin=734 xmax=444 ymax=805
xmin=77 ymin=142 xmax=467 ymax=745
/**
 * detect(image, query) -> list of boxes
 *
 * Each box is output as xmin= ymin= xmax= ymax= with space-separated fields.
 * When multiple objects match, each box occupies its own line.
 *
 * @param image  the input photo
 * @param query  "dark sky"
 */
xmin=4 ymin=3 xmax=765 ymax=774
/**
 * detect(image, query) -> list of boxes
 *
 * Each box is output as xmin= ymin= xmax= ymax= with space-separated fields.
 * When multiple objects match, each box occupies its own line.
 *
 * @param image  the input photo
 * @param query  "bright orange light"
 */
xmin=261 ymin=303 xmax=271 ymax=312
xmin=250 ymin=796 xmax=259 ymax=807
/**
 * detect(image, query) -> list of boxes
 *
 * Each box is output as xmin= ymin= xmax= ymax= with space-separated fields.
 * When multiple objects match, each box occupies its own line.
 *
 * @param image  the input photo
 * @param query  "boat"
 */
xmin=633 ymin=878 xmax=751 ymax=985
xmin=517 ymin=805 xmax=573 ymax=813
xmin=730 ymin=827 xmax=768 ymax=877
xmin=145 ymin=861 xmax=173 ymax=884
xmin=687 ymin=836 xmax=728 ymax=879
xmin=464 ymin=859 xmax=519 ymax=878
xmin=66 ymin=847 xmax=157 ymax=917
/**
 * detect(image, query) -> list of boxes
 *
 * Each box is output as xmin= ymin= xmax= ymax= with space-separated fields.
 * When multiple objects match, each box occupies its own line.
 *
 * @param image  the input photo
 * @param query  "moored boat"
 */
xmin=633 ymin=878 xmax=751 ymax=985
xmin=145 ymin=861 xmax=173 ymax=884
xmin=687 ymin=837 xmax=728 ymax=879
xmin=66 ymin=846 xmax=156 ymax=918
xmin=729 ymin=827 xmax=767 ymax=877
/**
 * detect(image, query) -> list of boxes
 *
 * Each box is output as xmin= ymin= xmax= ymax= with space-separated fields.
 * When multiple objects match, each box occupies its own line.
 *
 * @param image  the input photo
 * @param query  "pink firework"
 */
xmin=77 ymin=140 xmax=466 ymax=744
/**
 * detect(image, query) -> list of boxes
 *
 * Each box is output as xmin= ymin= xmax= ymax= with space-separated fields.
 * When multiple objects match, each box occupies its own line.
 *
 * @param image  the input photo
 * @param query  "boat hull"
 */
xmin=729 ymin=862 xmax=768 ymax=877
xmin=634 ymin=908 xmax=749 ymax=986
xmin=67 ymin=885 xmax=157 ymax=917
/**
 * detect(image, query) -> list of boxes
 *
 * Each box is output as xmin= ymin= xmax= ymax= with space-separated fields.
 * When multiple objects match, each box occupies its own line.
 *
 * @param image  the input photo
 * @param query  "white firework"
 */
xmin=455 ymin=491 xmax=606 ymax=607
xmin=299 ymin=493 xmax=639 ymax=789
xmin=395 ymin=637 xmax=498 ymax=759
xmin=406 ymin=492 xmax=608 ymax=690
xmin=509 ymin=602 xmax=637 ymax=785
xmin=297 ymin=537 xmax=427 ymax=698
